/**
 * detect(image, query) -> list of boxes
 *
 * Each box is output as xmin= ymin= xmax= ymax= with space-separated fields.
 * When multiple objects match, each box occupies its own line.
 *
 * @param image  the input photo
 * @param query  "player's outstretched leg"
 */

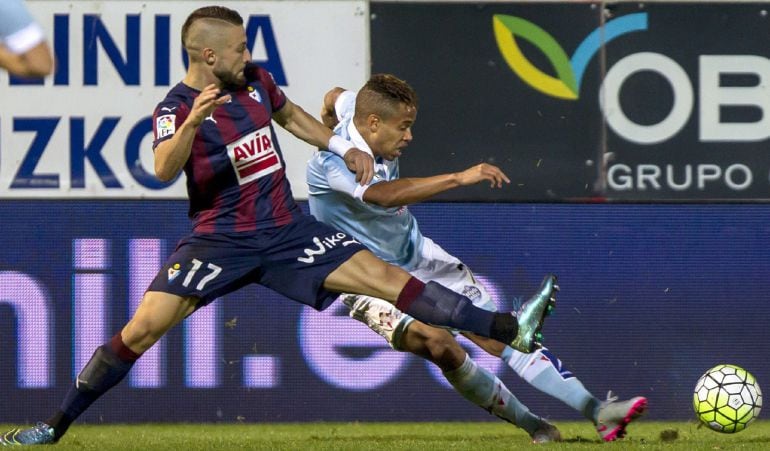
xmin=443 ymin=355 xmax=561 ymax=444
xmin=500 ymin=342 xmax=650 ymax=441
xmin=327 ymin=252 xmax=551 ymax=346
xmin=0 ymin=333 xmax=141 ymax=445
xmin=342 ymin=295 xmax=562 ymax=444
xmin=509 ymin=274 xmax=558 ymax=353
xmin=0 ymin=422 xmax=55 ymax=445
xmin=594 ymin=392 xmax=648 ymax=441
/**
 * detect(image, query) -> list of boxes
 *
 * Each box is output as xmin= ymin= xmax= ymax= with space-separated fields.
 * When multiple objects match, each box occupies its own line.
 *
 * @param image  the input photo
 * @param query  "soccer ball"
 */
xmin=693 ymin=364 xmax=762 ymax=433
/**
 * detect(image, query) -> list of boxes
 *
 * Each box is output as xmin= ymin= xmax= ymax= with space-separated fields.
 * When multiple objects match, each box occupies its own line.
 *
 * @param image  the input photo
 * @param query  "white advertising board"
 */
xmin=0 ymin=1 xmax=369 ymax=199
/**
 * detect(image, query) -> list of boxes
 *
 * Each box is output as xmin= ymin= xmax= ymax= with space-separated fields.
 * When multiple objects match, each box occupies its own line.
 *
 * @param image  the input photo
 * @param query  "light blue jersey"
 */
xmin=0 ymin=0 xmax=44 ymax=54
xmin=307 ymin=90 xmax=425 ymax=270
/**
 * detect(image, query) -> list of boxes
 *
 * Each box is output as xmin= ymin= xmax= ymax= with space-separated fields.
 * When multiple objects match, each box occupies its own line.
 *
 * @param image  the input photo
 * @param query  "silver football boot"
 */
xmin=510 ymin=274 xmax=558 ymax=353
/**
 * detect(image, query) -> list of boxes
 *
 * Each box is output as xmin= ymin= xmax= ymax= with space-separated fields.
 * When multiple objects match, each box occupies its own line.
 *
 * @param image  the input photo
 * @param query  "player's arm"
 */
xmin=363 ymin=163 xmax=510 ymax=208
xmin=0 ymin=41 xmax=52 ymax=77
xmin=154 ymin=84 xmax=230 ymax=181
xmin=320 ymin=87 xmax=346 ymax=129
xmin=273 ymin=98 xmax=374 ymax=185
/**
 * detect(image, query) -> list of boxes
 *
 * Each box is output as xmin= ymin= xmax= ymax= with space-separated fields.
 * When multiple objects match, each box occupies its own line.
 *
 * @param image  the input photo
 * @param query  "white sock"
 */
xmin=502 ymin=346 xmax=600 ymax=421
xmin=444 ymin=354 xmax=543 ymax=434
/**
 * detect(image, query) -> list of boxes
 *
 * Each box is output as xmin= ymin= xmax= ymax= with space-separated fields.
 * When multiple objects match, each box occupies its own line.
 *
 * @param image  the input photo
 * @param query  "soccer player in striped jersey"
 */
xmin=307 ymin=74 xmax=647 ymax=442
xmin=0 ymin=6 xmax=555 ymax=445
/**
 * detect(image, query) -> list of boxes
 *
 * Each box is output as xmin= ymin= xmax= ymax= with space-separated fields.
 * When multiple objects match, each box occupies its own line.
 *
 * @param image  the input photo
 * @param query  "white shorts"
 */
xmin=340 ymin=237 xmax=497 ymax=350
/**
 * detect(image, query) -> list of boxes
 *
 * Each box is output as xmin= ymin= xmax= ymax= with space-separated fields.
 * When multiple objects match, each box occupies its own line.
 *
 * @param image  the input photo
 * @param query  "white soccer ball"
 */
xmin=693 ymin=364 xmax=762 ymax=433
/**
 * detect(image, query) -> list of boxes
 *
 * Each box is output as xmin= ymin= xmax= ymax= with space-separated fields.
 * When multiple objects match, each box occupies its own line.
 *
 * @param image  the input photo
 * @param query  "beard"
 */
xmin=214 ymin=66 xmax=246 ymax=91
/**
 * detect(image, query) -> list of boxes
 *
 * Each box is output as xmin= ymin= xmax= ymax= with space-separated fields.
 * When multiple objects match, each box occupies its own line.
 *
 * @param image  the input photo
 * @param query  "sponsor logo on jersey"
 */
xmin=156 ymin=114 xmax=176 ymax=138
xmin=226 ymin=125 xmax=282 ymax=185
xmin=297 ymin=232 xmax=360 ymax=264
xmin=462 ymin=285 xmax=482 ymax=302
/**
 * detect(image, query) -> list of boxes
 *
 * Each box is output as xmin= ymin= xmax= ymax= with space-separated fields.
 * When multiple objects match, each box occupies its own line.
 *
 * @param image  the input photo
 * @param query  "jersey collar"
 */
xmin=346 ymin=120 xmax=375 ymax=159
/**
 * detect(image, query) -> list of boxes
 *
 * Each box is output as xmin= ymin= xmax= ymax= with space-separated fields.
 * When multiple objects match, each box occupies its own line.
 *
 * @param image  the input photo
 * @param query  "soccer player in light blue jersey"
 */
xmin=0 ymin=0 xmax=53 ymax=77
xmin=308 ymin=74 xmax=648 ymax=442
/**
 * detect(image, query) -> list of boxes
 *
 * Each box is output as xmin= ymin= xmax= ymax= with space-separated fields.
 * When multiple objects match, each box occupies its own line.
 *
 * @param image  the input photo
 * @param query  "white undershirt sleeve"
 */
xmin=324 ymin=155 xmax=372 ymax=202
xmin=334 ymin=91 xmax=357 ymax=122
xmin=4 ymin=22 xmax=45 ymax=54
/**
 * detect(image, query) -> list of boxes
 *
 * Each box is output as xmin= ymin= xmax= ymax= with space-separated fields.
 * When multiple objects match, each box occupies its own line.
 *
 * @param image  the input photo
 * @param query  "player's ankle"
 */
xmin=490 ymin=313 xmax=518 ymax=343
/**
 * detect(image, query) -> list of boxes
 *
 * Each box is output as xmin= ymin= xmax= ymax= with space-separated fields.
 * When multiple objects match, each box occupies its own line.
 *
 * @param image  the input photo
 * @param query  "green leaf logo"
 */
xmin=493 ymin=14 xmax=578 ymax=100
xmin=493 ymin=13 xmax=648 ymax=100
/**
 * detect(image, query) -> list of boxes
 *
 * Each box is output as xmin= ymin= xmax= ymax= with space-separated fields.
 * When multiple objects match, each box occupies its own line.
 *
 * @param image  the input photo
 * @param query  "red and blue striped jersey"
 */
xmin=152 ymin=64 xmax=303 ymax=233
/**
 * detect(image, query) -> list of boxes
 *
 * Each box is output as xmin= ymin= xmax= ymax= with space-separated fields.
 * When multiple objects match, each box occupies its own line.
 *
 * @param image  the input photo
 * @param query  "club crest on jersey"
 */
xmin=374 ymin=164 xmax=388 ymax=180
xmin=168 ymin=263 xmax=182 ymax=282
xmin=226 ymin=125 xmax=282 ymax=185
xmin=297 ymin=233 xmax=360 ymax=264
xmin=156 ymin=114 xmax=176 ymax=138
xmin=248 ymin=86 xmax=262 ymax=102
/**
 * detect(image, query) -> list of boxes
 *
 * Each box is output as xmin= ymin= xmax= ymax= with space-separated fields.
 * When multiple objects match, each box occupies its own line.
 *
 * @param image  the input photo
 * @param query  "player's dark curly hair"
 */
xmin=181 ymin=6 xmax=243 ymax=48
xmin=356 ymin=74 xmax=418 ymax=120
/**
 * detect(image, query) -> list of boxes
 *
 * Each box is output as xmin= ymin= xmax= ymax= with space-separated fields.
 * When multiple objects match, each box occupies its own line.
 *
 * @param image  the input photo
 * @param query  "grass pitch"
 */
xmin=3 ymin=421 xmax=769 ymax=450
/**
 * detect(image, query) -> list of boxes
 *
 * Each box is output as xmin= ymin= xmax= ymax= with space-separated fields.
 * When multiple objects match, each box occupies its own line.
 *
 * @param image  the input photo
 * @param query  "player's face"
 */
xmin=212 ymin=26 xmax=251 ymax=89
xmin=370 ymin=103 xmax=416 ymax=161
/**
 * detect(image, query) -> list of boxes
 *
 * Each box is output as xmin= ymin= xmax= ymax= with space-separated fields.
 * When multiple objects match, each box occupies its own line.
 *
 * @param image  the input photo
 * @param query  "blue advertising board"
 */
xmin=0 ymin=201 xmax=767 ymax=422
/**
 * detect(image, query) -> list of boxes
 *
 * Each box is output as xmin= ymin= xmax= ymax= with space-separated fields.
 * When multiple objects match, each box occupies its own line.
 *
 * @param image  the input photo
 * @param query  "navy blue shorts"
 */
xmin=147 ymin=215 xmax=367 ymax=310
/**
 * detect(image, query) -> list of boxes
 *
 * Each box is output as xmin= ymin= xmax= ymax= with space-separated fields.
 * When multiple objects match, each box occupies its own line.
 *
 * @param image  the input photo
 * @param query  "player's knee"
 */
xmin=384 ymin=264 xmax=412 ymax=288
xmin=422 ymin=330 xmax=465 ymax=371
xmin=399 ymin=323 xmax=461 ymax=370
xmin=122 ymin=317 xmax=165 ymax=352
xmin=362 ymin=260 xmax=407 ymax=289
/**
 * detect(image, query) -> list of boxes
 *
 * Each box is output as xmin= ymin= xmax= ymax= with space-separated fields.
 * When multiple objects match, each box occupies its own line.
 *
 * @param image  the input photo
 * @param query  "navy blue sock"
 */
xmin=47 ymin=333 xmax=140 ymax=440
xmin=395 ymin=279 xmax=517 ymax=342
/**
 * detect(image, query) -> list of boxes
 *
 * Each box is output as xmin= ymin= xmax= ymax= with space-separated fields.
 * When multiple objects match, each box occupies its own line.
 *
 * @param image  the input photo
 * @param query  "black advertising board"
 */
xmin=602 ymin=2 xmax=770 ymax=201
xmin=371 ymin=2 xmax=603 ymax=202
xmin=371 ymin=2 xmax=770 ymax=201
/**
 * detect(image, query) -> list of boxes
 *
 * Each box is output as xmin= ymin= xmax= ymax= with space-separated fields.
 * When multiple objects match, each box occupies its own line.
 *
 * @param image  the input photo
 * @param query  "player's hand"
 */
xmin=320 ymin=106 xmax=339 ymax=129
xmin=320 ymin=87 xmax=345 ymax=129
xmin=457 ymin=163 xmax=510 ymax=188
xmin=188 ymin=84 xmax=231 ymax=126
xmin=344 ymin=148 xmax=375 ymax=185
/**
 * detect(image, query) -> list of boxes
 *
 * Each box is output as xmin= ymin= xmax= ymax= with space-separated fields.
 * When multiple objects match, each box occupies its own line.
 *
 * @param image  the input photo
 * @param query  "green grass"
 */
xmin=3 ymin=421 xmax=770 ymax=450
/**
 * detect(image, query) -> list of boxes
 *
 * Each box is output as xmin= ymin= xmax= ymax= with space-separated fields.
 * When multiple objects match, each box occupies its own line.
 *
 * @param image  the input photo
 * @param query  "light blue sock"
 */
xmin=502 ymin=346 xmax=600 ymax=422
xmin=444 ymin=354 xmax=544 ymax=434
